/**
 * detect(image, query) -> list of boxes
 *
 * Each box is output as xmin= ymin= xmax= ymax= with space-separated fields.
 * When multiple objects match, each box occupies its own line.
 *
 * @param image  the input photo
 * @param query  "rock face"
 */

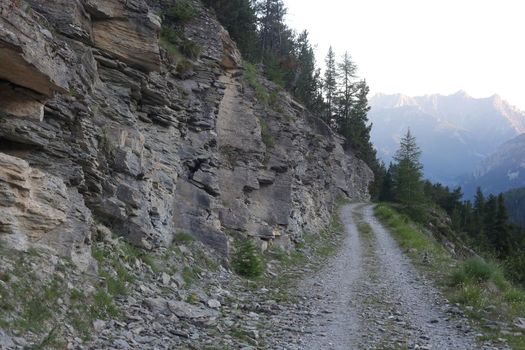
xmin=0 ymin=153 xmax=92 ymax=268
xmin=0 ymin=0 xmax=372 ymax=260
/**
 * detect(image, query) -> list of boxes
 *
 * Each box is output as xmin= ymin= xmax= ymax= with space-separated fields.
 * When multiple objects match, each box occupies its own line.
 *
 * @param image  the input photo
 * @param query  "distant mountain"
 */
xmin=504 ymin=187 xmax=525 ymax=228
xmin=461 ymin=133 xmax=525 ymax=197
xmin=369 ymin=91 xmax=525 ymax=186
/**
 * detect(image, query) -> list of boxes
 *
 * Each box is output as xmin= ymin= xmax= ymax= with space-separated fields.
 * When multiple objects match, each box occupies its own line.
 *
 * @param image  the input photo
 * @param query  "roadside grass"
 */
xmin=375 ymin=203 xmax=525 ymax=349
xmin=374 ymin=204 xmax=452 ymax=277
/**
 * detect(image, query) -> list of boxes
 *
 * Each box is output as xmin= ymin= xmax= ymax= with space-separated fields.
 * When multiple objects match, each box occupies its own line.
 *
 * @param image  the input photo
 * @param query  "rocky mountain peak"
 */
xmin=369 ymin=93 xmax=418 ymax=109
xmin=369 ymin=90 xmax=525 ymax=185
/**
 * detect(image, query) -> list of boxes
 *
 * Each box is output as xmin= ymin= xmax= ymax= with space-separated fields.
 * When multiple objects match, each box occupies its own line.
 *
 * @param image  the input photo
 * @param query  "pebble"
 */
xmin=207 ymin=299 xmax=221 ymax=309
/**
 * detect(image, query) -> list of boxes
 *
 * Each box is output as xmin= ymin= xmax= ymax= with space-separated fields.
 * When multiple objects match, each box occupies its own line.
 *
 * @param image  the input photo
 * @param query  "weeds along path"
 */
xmin=298 ymin=203 xmax=505 ymax=350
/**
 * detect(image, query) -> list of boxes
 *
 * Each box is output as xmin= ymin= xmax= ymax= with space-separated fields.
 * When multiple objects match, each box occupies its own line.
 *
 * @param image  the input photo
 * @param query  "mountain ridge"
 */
xmin=369 ymin=91 xmax=525 ymax=185
xmin=461 ymin=133 xmax=525 ymax=197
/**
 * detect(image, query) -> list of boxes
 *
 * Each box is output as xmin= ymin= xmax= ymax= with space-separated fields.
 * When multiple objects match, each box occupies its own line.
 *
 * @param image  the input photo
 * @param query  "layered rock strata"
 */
xmin=0 ymin=0 xmax=373 ymax=262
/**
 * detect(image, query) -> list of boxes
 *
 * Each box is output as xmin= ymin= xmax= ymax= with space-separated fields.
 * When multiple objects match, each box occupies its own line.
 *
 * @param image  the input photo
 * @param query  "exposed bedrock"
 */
xmin=0 ymin=0 xmax=373 ymax=265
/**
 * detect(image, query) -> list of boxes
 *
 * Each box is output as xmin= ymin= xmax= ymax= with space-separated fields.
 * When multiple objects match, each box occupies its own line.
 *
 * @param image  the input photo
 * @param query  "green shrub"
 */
xmin=179 ymin=38 xmax=201 ymax=60
xmin=259 ymin=118 xmax=275 ymax=149
xmin=176 ymin=59 xmax=194 ymax=75
xmin=504 ymin=288 xmax=525 ymax=302
xmin=182 ymin=266 xmax=201 ymax=286
xmin=263 ymin=56 xmax=287 ymax=88
xmin=165 ymin=0 xmax=197 ymax=23
xmin=232 ymin=239 xmax=264 ymax=278
xmin=504 ymin=252 xmax=525 ymax=285
xmin=105 ymin=275 xmax=127 ymax=296
xmin=161 ymin=27 xmax=180 ymax=46
xmin=91 ymin=244 xmax=105 ymax=263
xmin=161 ymin=26 xmax=201 ymax=61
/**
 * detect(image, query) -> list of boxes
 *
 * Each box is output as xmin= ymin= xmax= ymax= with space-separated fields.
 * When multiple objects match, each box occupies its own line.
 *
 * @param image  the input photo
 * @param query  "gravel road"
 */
xmin=296 ymin=203 xmax=505 ymax=350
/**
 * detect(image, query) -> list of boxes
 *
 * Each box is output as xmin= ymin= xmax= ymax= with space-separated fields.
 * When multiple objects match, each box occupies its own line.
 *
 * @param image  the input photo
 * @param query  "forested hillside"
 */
xmin=504 ymin=187 xmax=525 ymax=228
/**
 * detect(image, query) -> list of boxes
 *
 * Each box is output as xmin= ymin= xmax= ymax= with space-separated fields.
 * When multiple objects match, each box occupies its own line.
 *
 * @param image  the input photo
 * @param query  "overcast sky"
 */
xmin=285 ymin=0 xmax=525 ymax=110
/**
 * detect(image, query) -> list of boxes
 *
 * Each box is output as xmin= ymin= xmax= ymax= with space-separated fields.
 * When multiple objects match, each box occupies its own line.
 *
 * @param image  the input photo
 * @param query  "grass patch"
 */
xmin=119 ymin=241 xmax=160 ymax=273
xmin=185 ymin=292 xmax=198 ymax=304
xmin=90 ymin=290 xmax=119 ymax=319
xmin=244 ymin=62 xmax=281 ymax=110
xmin=375 ymin=204 xmax=447 ymax=264
xmin=229 ymin=328 xmax=257 ymax=345
xmin=182 ymin=266 xmax=202 ymax=286
xmin=33 ymin=326 xmax=64 ymax=350
xmin=173 ymin=232 xmax=195 ymax=243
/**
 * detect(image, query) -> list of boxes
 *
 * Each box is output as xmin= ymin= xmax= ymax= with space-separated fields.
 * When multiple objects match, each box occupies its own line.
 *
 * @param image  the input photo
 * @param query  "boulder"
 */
xmin=0 ymin=3 xmax=70 ymax=96
xmin=219 ymin=27 xmax=242 ymax=70
xmin=24 ymin=0 xmax=93 ymax=42
xmin=0 ymin=83 xmax=46 ymax=120
xmin=89 ymin=0 xmax=161 ymax=72
xmin=0 ymin=152 xmax=92 ymax=268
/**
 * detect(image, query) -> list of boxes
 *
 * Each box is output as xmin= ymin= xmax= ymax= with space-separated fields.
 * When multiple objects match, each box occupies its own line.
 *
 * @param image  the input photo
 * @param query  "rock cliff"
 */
xmin=0 ymin=0 xmax=372 ymax=263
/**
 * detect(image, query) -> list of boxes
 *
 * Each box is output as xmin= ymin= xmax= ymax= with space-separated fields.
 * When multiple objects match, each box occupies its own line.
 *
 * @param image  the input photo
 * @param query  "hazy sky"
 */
xmin=285 ymin=0 xmax=525 ymax=110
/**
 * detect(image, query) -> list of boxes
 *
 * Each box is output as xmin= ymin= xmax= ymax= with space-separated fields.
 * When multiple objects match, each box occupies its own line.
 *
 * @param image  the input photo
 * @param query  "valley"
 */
xmin=369 ymin=91 xmax=525 ymax=192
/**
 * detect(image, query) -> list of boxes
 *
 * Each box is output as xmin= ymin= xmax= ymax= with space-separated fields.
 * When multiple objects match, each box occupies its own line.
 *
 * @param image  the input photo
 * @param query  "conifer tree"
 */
xmin=334 ymin=51 xmax=357 ymax=127
xmin=472 ymin=187 xmax=485 ymax=236
xmin=203 ymin=0 xmax=258 ymax=60
xmin=257 ymin=0 xmax=287 ymax=58
xmin=379 ymin=163 xmax=395 ymax=202
xmin=392 ymin=129 xmax=425 ymax=213
xmin=346 ymin=80 xmax=373 ymax=160
xmin=492 ymin=194 xmax=511 ymax=257
xmin=323 ymin=46 xmax=337 ymax=124
xmin=483 ymin=194 xmax=498 ymax=247
xmin=293 ymin=30 xmax=323 ymax=110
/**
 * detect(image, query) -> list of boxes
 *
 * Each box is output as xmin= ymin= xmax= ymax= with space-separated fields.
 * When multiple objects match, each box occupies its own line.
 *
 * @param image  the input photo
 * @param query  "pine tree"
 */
xmin=323 ymin=46 xmax=337 ymax=124
xmin=483 ymin=194 xmax=498 ymax=251
xmin=257 ymin=0 xmax=287 ymax=58
xmin=292 ymin=30 xmax=322 ymax=109
xmin=379 ymin=163 xmax=395 ymax=202
xmin=492 ymin=194 xmax=511 ymax=257
xmin=392 ymin=129 xmax=425 ymax=213
xmin=472 ymin=187 xmax=485 ymax=236
xmin=334 ymin=51 xmax=356 ymax=128
xmin=346 ymin=80 xmax=373 ymax=160
xmin=203 ymin=0 xmax=258 ymax=60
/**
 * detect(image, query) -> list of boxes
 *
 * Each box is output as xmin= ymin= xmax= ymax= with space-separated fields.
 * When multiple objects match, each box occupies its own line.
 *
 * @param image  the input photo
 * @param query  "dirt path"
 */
xmin=296 ymin=203 xmax=504 ymax=350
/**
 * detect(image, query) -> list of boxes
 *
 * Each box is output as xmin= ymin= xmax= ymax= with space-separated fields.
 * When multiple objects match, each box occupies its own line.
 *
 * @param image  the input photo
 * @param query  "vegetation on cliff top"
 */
xmin=203 ymin=0 xmax=382 ymax=196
